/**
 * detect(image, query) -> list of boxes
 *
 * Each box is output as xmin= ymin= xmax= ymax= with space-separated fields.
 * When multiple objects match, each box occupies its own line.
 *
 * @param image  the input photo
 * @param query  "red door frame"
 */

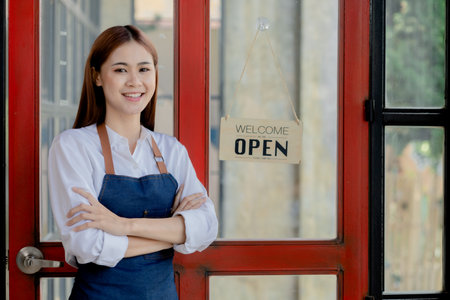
xmin=8 ymin=0 xmax=369 ymax=299
xmin=172 ymin=1 xmax=370 ymax=299
xmin=9 ymin=0 xmax=40 ymax=298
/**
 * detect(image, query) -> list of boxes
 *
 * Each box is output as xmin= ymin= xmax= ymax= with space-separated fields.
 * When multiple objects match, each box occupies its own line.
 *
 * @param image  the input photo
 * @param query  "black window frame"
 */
xmin=369 ymin=0 xmax=449 ymax=299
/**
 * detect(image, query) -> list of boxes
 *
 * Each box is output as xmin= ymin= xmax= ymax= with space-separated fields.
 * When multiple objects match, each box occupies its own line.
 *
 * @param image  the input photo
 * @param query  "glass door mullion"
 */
xmin=383 ymin=293 xmax=447 ymax=300
xmin=382 ymin=110 xmax=448 ymax=126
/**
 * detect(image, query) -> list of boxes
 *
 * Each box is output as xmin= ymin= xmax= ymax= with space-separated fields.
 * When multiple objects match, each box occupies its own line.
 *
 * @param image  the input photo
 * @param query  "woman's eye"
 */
xmin=114 ymin=68 xmax=126 ymax=73
xmin=140 ymin=67 xmax=151 ymax=72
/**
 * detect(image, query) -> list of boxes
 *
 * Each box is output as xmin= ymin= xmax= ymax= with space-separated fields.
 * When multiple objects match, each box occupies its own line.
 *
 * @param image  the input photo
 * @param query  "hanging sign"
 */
xmin=219 ymin=117 xmax=302 ymax=164
xmin=219 ymin=18 xmax=302 ymax=164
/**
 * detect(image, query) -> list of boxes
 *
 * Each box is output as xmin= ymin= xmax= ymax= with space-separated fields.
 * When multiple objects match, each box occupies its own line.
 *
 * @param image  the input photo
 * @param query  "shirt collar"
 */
xmin=139 ymin=125 xmax=154 ymax=143
xmin=102 ymin=124 xmax=154 ymax=147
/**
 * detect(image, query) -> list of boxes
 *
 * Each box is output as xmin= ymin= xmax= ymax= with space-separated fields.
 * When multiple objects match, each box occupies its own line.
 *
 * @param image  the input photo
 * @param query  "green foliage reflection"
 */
xmin=385 ymin=0 xmax=445 ymax=107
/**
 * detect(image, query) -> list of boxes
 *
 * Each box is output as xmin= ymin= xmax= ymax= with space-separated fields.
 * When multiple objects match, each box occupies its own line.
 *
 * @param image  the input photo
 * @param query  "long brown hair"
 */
xmin=73 ymin=25 xmax=159 ymax=130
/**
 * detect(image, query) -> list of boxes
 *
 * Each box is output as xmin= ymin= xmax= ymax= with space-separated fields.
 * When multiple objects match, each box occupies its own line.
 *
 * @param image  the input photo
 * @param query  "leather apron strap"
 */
xmin=97 ymin=123 xmax=115 ymax=174
xmin=151 ymin=137 xmax=168 ymax=174
xmin=97 ymin=123 xmax=169 ymax=175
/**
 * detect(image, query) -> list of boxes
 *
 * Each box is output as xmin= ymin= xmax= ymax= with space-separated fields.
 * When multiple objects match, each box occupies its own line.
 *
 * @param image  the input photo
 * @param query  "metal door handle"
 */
xmin=16 ymin=246 xmax=64 ymax=274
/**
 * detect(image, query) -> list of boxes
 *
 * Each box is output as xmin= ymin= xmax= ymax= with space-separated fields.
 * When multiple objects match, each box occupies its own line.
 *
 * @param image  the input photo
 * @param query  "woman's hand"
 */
xmin=67 ymin=185 xmax=206 ymax=236
xmin=171 ymin=184 xmax=207 ymax=215
xmin=66 ymin=187 xmax=129 ymax=236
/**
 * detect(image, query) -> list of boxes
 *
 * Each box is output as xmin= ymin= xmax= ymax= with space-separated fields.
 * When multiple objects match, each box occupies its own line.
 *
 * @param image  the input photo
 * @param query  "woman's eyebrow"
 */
xmin=138 ymin=61 xmax=153 ymax=65
xmin=111 ymin=62 xmax=127 ymax=66
xmin=111 ymin=61 xmax=152 ymax=66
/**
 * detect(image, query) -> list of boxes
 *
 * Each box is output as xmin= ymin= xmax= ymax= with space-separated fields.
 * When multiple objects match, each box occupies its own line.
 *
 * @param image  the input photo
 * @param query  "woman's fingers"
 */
xmin=66 ymin=188 xmax=127 ymax=235
xmin=172 ymin=184 xmax=184 ymax=213
xmin=66 ymin=203 xmax=94 ymax=218
xmin=71 ymin=222 xmax=94 ymax=232
xmin=66 ymin=212 xmax=94 ymax=227
xmin=71 ymin=187 xmax=115 ymax=216
xmin=185 ymin=198 xmax=206 ymax=210
xmin=67 ymin=187 xmax=111 ymax=229
xmin=185 ymin=193 xmax=205 ymax=203
xmin=72 ymin=187 xmax=99 ymax=206
xmin=180 ymin=194 xmax=206 ymax=210
xmin=173 ymin=194 xmax=206 ymax=214
xmin=185 ymin=197 xmax=206 ymax=210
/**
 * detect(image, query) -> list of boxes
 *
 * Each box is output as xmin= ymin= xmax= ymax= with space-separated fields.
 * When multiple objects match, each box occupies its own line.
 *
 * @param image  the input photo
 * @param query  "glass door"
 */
xmin=38 ymin=1 xmax=176 ymax=298
xmin=8 ymin=0 xmax=371 ymax=299
xmin=9 ymin=0 xmax=177 ymax=298
xmin=172 ymin=0 xmax=370 ymax=299
xmin=209 ymin=1 xmax=338 ymax=297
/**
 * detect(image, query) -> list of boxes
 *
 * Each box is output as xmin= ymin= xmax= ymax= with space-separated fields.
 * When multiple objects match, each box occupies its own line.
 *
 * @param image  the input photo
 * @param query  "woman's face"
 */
xmin=95 ymin=40 xmax=156 ymax=122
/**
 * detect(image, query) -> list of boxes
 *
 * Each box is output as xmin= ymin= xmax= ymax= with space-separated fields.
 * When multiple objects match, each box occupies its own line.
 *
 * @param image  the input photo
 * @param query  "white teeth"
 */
xmin=124 ymin=93 xmax=142 ymax=98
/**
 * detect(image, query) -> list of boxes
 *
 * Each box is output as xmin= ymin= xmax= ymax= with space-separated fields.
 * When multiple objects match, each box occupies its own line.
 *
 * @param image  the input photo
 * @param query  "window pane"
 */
xmin=384 ymin=126 xmax=444 ymax=292
xmin=135 ymin=0 xmax=175 ymax=135
xmin=40 ymin=278 xmax=74 ymax=300
xmin=40 ymin=0 xmax=174 ymax=241
xmin=385 ymin=0 xmax=445 ymax=108
xmin=210 ymin=0 xmax=338 ymax=239
xmin=40 ymin=0 xmax=92 ymax=241
xmin=210 ymin=275 xmax=337 ymax=300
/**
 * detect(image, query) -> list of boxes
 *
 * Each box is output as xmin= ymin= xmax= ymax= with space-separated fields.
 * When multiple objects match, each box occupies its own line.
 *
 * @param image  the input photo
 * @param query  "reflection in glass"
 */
xmin=135 ymin=0 xmax=174 ymax=135
xmin=210 ymin=0 xmax=338 ymax=239
xmin=210 ymin=275 xmax=336 ymax=300
xmin=385 ymin=126 xmax=443 ymax=292
xmin=40 ymin=278 xmax=74 ymax=300
xmin=385 ymin=0 xmax=445 ymax=107
xmin=40 ymin=0 xmax=174 ymax=241
xmin=40 ymin=0 xmax=101 ymax=241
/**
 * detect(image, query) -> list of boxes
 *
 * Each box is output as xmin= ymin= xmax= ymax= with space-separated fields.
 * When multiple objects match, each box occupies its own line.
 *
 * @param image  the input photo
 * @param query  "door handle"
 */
xmin=16 ymin=246 xmax=64 ymax=274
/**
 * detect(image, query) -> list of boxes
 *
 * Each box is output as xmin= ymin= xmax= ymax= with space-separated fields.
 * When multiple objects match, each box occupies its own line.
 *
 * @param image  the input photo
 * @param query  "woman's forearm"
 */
xmin=126 ymin=215 xmax=186 ymax=245
xmin=124 ymin=236 xmax=173 ymax=258
xmin=67 ymin=188 xmax=206 ymax=246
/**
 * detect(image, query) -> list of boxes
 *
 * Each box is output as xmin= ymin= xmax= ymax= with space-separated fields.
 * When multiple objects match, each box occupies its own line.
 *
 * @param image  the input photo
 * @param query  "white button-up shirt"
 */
xmin=48 ymin=124 xmax=218 ymax=268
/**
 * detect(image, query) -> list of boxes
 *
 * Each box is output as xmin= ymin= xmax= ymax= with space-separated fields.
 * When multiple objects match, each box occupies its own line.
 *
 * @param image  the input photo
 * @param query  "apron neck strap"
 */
xmin=150 ymin=136 xmax=168 ymax=174
xmin=97 ymin=123 xmax=115 ymax=175
xmin=97 ymin=123 xmax=169 ymax=175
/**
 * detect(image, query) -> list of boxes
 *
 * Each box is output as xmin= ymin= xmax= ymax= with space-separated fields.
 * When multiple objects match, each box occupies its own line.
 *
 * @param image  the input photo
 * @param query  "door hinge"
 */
xmin=364 ymin=98 xmax=374 ymax=122
xmin=4 ymin=252 xmax=8 ymax=270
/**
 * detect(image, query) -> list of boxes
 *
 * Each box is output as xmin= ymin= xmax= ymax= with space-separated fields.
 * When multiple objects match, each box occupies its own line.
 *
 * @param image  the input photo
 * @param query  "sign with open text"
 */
xmin=219 ymin=117 xmax=302 ymax=164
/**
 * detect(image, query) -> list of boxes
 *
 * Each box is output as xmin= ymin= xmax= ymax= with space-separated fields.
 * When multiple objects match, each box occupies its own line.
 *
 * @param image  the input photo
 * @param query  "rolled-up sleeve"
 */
xmin=48 ymin=132 xmax=128 ymax=267
xmin=172 ymin=144 xmax=218 ymax=254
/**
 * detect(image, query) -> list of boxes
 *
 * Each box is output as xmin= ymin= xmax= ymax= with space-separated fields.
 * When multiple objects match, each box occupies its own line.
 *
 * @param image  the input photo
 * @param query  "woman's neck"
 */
xmin=105 ymin=114 xmax=141 ymax=154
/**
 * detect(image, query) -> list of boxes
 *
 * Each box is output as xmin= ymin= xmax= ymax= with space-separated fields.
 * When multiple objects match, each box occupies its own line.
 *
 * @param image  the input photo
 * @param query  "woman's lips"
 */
xmin=122 ymin=92 xmax=144 ymax=102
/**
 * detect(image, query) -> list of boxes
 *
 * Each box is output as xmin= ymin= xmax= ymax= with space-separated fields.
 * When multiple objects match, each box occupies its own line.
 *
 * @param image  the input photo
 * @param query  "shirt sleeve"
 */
xmin=48 ymin=131 xmax=128 ymax=267
xmin=172 ymin=144 xmax=218 ymax=254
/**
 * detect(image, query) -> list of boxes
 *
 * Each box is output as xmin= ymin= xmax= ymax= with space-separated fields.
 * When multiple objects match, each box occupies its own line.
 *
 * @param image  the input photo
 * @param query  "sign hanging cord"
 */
xmin=225 ymin=29 xmax=301 ymax=125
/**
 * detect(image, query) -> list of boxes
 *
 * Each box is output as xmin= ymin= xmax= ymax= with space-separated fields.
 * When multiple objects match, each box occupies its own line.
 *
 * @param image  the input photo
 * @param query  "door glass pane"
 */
xmin=210 ymin=0 xmax=338 ymax=239
xmin=385 ymin=0 xmax=445 ymax=108
xmin=40 ymin=278 xmax=74 ymax=300
xmin=384 ymin=126 xmax=443 ymax=292
xmin=210 ymin=275 xmax=336 ymax=299
xmin=40 ymin=0 xmax=174 ymax=241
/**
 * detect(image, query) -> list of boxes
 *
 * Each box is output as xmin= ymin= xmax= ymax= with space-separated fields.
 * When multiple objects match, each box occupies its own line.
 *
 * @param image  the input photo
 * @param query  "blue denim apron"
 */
xmin=69 ymin=124 xmax=179 ymax=300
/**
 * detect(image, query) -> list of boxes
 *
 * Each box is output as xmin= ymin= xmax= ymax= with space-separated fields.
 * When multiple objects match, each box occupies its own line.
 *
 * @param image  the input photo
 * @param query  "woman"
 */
xmin=48 ymin=25 xmax=218 ymax=299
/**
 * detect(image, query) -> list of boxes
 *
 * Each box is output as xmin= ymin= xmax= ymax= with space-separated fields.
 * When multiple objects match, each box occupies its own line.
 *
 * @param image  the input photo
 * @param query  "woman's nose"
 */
xmin=126 ymin=71 xmax=142 ymax=86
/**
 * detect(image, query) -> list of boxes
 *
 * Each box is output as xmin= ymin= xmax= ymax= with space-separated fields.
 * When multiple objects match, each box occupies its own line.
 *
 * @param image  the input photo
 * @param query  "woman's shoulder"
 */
xmin=149 ymin=130 xmax=178 ymax=144
xmin=144 ymin=128 xmax=186 ymax=154
xmin=52 ymin=124 xmax=99 ymax=149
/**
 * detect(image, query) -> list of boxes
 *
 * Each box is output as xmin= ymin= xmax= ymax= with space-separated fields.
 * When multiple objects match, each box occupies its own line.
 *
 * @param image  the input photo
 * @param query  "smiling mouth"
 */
xmin=123 ymin=92 xmax=144 ymax=98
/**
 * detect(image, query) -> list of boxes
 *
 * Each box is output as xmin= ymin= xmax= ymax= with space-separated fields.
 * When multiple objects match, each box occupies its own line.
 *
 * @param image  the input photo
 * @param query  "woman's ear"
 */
xmin=91 ymin=67 xmax=102 ymax=86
